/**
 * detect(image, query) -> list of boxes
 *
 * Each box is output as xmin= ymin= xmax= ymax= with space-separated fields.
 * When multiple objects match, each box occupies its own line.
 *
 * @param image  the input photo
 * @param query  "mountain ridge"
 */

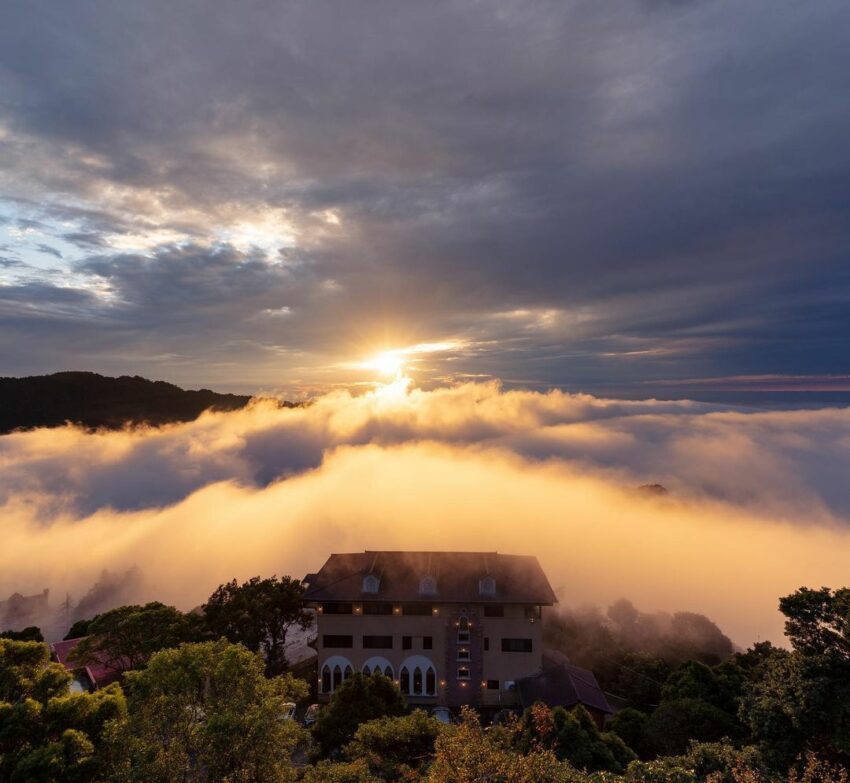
xmin=0 ymin=371 xmax=277 ymax=434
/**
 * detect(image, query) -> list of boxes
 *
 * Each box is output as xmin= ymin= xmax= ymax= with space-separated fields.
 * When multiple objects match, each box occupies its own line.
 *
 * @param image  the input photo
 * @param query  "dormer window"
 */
xmin=479 ymin=576 xmax=496 ymax=596
xmin=419 ymin=575 xmax=437 ymax=596
xmin=362 ymin=574 xmax=380 ymax=594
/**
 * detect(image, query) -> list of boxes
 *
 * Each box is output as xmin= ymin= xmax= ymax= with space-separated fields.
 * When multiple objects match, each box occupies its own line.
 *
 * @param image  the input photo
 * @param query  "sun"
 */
xmin=363 ymin=350 xmax=405 ymax=377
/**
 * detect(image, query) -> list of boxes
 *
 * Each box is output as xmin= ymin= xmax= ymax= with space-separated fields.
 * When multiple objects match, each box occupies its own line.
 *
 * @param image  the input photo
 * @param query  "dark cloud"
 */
xmin=0 ymin=0 xmax=849 ymax=392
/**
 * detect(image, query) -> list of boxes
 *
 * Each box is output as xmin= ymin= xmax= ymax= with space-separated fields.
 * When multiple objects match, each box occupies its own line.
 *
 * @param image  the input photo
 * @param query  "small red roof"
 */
xmin=49 ymin=637 xmax=123 ymax=690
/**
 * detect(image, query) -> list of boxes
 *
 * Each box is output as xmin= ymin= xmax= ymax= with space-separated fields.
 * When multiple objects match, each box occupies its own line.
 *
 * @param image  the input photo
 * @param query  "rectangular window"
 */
xmin=362 ymin=602 xmax=394 ymax=615
xmin=457 ymin=667 xmax=470 ymax=680
xmin=322 ymin=602 xmax=353 ymax=614
xmin=501 ymin=638 xmax=533 ymax=653
xmin=402 ymin=635 xmax=412 ymax=650
xmin=423 ymin=636 xmax=433 ymax=650
xmin=323 ymin=635 xmax=353 ymax=648
xmin=524 ymin=605 xmax=540 ymax=620
xmin=484 ymin=637 xmax=489 ymax=651
xmin=401 ymin=603 xmax=433 ymax=616
xmin=483 ymin=605 xmax=504 ymax=617
xmin=457 ymin=649 xmax=470 ymax=661
xmin=457 ymin=632 xmax=470 ymax=643
xmin=487 ymin=679 xmax=500 ymax=690
xmin=363 ymin=635 xmax=393 ymax=649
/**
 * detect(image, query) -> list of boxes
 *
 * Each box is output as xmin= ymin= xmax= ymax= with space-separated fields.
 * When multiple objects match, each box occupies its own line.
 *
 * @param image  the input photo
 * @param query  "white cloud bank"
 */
xmin=3 ymin=380 xmax=850 ymax=645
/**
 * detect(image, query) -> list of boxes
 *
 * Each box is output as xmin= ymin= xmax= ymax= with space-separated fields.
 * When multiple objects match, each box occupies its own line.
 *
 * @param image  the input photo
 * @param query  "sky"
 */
xmin=2 ymin=1 xmax=850 ymax=399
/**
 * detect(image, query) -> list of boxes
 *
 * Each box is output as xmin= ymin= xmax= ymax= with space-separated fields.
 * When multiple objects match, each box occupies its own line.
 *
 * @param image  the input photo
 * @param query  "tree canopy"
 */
xmin=203 ymin=575 xmax=312 ymax=676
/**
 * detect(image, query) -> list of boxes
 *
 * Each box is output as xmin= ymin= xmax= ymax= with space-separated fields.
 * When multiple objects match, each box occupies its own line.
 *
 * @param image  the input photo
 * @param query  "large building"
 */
xmin=303 ymin=551 xmax=611 ymax=721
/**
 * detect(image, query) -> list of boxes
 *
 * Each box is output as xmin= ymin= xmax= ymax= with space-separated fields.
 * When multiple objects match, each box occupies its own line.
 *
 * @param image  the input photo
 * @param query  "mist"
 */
xmin=3 ymin=380 xmax=850 ymax=646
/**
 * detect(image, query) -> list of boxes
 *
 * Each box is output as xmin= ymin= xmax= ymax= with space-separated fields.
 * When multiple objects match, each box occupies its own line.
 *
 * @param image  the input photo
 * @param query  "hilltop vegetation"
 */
xmin=2 ymin=581 xmax=849 ymax=782
xmin=0 ymin=371 xmax=271 ymax=433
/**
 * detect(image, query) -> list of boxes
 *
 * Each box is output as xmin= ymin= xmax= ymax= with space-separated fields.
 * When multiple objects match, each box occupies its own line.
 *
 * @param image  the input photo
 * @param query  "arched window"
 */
xmin=333 ymin=665 xmax=342 ymax=690
xmin=362 ymin=574 xmax=380 ymax=593
xmin=362 ymin=657 xmax=393 ymax=680
xmin=419 ymin=575 xmax=437 ymax=595
xmin=343 ymin=665 xmax=352 ymax=681
xmin=322 ymin=665 xmax=331 ymax=693
xmin=457 ymin=615 xmax=470 ymax=644
xmin=479 ymin=576 xmax=496 ymax=595
xmin=399 ymin=656 xmax=437 ymax=696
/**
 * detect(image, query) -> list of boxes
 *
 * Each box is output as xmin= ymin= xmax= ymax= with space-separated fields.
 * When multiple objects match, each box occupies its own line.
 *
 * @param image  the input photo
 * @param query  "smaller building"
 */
xmin=516 ymin=650 xmax=612 ymax=728
xmin=49 ymin=637 xmax=123 ymax=693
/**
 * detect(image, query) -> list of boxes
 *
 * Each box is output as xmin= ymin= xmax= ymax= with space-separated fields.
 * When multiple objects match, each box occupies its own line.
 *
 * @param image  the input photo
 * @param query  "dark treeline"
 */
xmin=1 ymin=581 xmax=849 ymax=783
xmin=0 ymin=371 xmax=271 ymax=433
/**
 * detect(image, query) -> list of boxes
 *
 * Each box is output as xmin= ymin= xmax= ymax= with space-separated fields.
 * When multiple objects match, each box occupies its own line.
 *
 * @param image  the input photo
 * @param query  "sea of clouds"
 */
xmin=3 ymin=380 xmax=850 ymax=646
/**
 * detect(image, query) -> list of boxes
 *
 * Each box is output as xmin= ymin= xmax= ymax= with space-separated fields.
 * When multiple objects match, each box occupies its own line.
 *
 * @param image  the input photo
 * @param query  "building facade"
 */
xmin=302 ymin=551 xmax=558 ymax=709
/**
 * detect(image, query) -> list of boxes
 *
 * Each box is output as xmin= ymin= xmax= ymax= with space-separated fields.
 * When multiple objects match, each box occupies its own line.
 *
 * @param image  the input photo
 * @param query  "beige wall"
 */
xmin=312 ymin=602 xmax=543 ymax=707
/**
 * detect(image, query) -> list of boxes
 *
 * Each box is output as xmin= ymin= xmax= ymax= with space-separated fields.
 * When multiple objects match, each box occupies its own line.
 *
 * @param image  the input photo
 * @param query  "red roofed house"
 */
xmin=303 ymin=551 xmax=612 ymax=725
xmin=49 ymin=637 xmax=124 ymax=693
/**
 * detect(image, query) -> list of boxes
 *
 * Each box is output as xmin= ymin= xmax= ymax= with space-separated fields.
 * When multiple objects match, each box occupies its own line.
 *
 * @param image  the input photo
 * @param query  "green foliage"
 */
xmin=779 ymin=587 xmax=850 ymax=659
xmin=609 ymin=708 xmax=653 ymax=760
xmin=0 ymin=638 xmax=127 ymax=783
xmin=345 ymin=709 xmax=442 ymax=779
xmin=64 ymin=619 xmax=93 ymax=641
xmin=740 ymin=587 xmax=850 ymax=769
xmin=70 ymin=602 xmax=203 ymax=674
xmin=428 ymin=706 xmax=580 ymax=783
xmin=517 ymin=702 xmax=637 ymax=773
xmin=203 ymin=575 xmax=312 ymax=676
xmin=645 ymin=698 xmax=741 ymax=757
xmin=300 ymin=759 xmax=384 ymax=783
xmin=613 ymin=652 xmax=672 ymax=712
xmin=0 ymin=626 xmax=44 ymax=643
xmin=121 ymin=639 xmax=307 ymax=783
xmin=311 ymin=673 xmax=407 ymax=759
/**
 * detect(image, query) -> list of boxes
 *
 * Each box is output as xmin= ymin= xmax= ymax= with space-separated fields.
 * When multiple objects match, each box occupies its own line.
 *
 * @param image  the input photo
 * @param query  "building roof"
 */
xmin=49 ymin=637 xmax=123 ymax=690
xmin=303 ymin=551 xmax=558 ymax=605
xmin=516 ymin=649 xmax=613 ymax=715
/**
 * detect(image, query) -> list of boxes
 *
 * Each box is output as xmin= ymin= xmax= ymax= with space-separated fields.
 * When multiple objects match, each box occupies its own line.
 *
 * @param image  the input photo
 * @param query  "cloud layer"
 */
xmin=2 ymin=2 xmax=850 ymax=393
xmin=3 ymin=381 xmax=850 ymax=646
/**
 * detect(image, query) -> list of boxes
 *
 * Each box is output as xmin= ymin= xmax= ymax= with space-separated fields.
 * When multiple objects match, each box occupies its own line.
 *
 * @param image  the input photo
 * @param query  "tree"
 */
xmin=122 ymin=639 xmax=307 ymax=783
xmin=70 ymin=602 xmax=203 ymax=675
xmin=345 ymin=710 xmax=442 ymax=779
xmin=779 ymin=587 xmax=850 ymax=659
xmin=645 ymin=698 xmax=741 ymax=757
xmin=301 ymin=759 xmax=384 ymax=783
xmin=0 ymin=638 xmax=127 ymax=782
xmin=1 ymin=626 xmax=44 ymax=642
xmin=612 ymin=652 xmax=672 ymax=712
xmin=64 ymin=619 xmax=94 ymax=640
xmin=517 ymin=702 xmax=636 ymax=773
xmin=203 ymin=575 xmax=312 ymax=676
xmin=740 ymin=587 xmax=850 ymax=769
xmin=311 ymin=673 xmax=407 ymax=759
xmin=428 ymin=706 xmax=577 ymax=783
xmin=609 ymin=707 xmax=653 ymax=760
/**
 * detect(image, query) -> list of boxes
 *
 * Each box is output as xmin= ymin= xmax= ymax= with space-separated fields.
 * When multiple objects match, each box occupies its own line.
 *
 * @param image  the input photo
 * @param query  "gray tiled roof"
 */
xmin=516 ymin=649 xmax=613 ymax=715
xmin=303 ymin=551 xmax=557 ymax=604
